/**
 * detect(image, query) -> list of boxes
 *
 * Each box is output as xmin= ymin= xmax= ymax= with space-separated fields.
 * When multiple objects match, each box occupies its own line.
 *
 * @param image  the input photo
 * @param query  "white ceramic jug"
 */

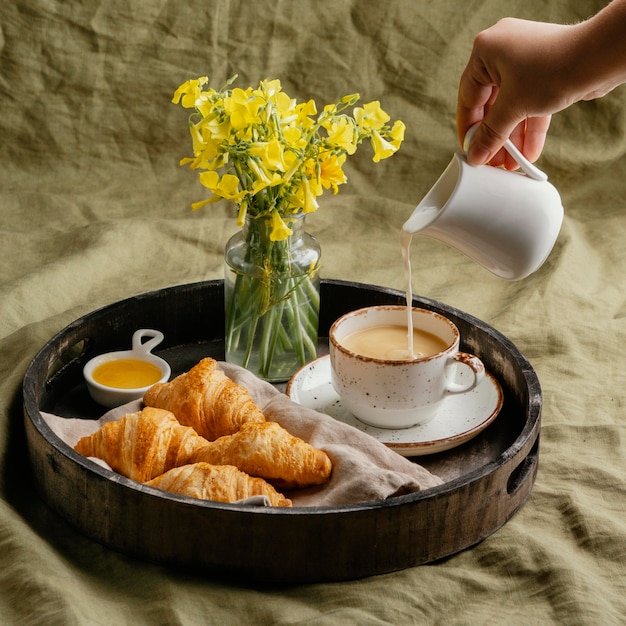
xmin=402 ymin=124 xmax=564 ymax=280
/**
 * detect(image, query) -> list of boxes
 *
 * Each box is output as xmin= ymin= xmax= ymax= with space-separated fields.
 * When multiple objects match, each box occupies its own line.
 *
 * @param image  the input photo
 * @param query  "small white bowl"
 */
xmin=83 ymin=329 xmax=171 ymax=409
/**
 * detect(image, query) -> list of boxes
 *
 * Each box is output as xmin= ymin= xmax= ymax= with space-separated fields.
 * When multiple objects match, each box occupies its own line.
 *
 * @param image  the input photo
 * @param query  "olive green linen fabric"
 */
xmin=1 ymin=0 xmax=625 ymax=624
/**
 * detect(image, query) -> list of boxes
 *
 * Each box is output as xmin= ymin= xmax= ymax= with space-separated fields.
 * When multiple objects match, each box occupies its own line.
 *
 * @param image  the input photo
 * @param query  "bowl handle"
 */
xmin=131 ymin=329 xmax=165 ymax=355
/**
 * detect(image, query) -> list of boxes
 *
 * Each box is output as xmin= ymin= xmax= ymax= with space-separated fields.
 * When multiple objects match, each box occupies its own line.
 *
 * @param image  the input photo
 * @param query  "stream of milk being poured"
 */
xmin=400 ymin=229 xmax=415 ymax=359
xmin=400 ymin=206 xmax=440 ymax=360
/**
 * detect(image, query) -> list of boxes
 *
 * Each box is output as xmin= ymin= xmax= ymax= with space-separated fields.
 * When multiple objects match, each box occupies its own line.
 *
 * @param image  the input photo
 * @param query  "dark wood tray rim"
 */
xmin=23 ymin=279 xmax=541 ymax=515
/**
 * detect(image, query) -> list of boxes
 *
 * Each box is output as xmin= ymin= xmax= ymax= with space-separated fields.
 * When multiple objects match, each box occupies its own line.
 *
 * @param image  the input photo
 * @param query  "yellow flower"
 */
xmin=173 ymin=75 xmax=404 ymax=217
xmin=371 ymin=130 xmax=400 ymax=162
xmin=340 ymin=93 xmax=360 ymax=106
xmin=323 ymin=117 xmax=358 ymax=155
xmin=282 ymin=126 xmax=303 ymax=147
xmin=194 ymin=90 xmax=219 ymax=119
xmin=390 ymin=120 xmax=406 ymax=148
xmin=225 ymin=87 xmax=263 ymax=130
xmin=248 ymin=158 xmax=283 ymax=195
xmin=281 ymin=150 xmax=303 ymax=183
xmin=291 ymin=99 xmax=317 ymax=130
xmin=190 ymin=198 xmax=214 ymax=211
xmin=259 ymin=78 xmax=283 ymax=98
xmin=249 ymin=138 xmax=287 ymax=172
xmin=354 ymin=100 xmax=390 ymax=132
xmin=204 ymin=116 xmax=231 ymax=143
xmin=198 ymin=171 xmax=247 ymax=203
xmin=171 ymin=76 xmax=208 ymax=108
xmin=270 ymin=90 xmax=294 ymax=117
xmin=269 ymin=211 xmax=293 ymax=241
xmin=188 ymin=123 xmax=219 ymax=166
xmin=296 ymin=177 xmax=320 ymax=213
xmin=319 ymin=153 xmax=347 ymax=193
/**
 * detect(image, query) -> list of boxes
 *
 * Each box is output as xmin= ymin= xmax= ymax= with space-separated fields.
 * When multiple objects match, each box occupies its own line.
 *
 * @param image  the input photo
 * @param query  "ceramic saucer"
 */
xmin=286 ymin=354 xmax=504 ymax=456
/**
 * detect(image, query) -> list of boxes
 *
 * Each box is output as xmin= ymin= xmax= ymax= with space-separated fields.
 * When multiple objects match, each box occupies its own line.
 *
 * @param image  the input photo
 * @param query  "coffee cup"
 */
xmin=402 ymin=123 xmax=564 ymax=280
xmin=329 ymin=305 xmax=485 ymax=429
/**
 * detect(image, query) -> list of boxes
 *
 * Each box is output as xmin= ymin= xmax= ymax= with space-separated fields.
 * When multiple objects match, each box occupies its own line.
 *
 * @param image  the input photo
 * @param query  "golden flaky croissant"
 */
xmin=146 ymin=462 xmax=292 ymax=507
xmin=74 ymin=407 xmax=209 ymax=482
xmin=143 ymin=357 xmax=265 ymax=441
xmin=190 ymin=421 xmax=332 ymax=490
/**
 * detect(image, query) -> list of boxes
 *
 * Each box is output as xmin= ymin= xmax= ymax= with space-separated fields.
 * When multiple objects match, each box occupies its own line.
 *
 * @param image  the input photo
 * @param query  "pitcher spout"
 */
xmin=402 ymin=155 xmax=462 ymax=234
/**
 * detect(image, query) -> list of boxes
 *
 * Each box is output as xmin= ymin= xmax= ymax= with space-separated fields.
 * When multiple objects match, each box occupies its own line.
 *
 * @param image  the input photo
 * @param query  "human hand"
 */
xmin=457 ymin=18 xmax=577 ymax=168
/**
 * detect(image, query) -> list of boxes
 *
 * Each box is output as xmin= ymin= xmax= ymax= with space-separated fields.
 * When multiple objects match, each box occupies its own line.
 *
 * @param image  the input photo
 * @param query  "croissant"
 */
xmin=146 ymin=462 xmax=292 ymax=507
xmin=74 ymin=407 xmax=209 ymax=482
xmin=190 ymin=421 xmax=332 ymax=490
xmin=143 ymin=357 xmax=265 ymax=441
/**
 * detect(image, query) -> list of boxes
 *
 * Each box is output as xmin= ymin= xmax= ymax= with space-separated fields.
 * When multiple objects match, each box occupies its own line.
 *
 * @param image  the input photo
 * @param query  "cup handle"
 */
xmin=445 ymin=351 xmax=485 ymax=394
xmin=463 ymin=122 xmax=548 ymax=182
xmin=131 ymin=329 xmax=165 ymax=355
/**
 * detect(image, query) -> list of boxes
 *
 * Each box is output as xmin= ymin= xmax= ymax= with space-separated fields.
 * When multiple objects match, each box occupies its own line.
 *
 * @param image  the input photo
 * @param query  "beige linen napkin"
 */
xmin=43 ymin=361 xmax=443 ymax=507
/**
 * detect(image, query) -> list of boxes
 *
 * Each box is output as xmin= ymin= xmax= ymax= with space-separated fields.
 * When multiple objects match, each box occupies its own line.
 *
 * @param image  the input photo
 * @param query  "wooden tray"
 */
xmin=22 ymin=279 xmax=541 ymax=583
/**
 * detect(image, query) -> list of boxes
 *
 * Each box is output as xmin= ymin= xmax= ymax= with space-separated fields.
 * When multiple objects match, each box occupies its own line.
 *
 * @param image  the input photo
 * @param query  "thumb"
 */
xmin=466 ymin=106 xmax=524 ymax=166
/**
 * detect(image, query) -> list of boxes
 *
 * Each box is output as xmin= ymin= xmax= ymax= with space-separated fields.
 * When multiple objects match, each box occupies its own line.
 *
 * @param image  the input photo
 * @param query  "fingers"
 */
xmin=465 ymin=120 xmax=516 ymax=166
xmin=520 ymin=115 xmax=552 ymax=163
xmin=460 ymin=90 xmax=551 ymax=167
xmin=457 ymin=61 xmax=524 ymax=164
xmin=466 ymin=117 xmax=551 ymax=169
xmin=475 ymin=116 xmax=551 ymax=169
xmin=455 ymin=64 xmax=498 ymax=149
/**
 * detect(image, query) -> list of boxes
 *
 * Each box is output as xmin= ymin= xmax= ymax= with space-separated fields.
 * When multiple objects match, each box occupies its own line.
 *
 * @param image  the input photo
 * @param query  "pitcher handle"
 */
xmin=463 ymin=122 xmax=548 ymax=182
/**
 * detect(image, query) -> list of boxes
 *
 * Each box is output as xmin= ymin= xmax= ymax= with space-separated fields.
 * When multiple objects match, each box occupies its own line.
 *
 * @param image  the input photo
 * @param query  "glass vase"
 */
xmin=224 ymin=212 xmax=321 ymax=382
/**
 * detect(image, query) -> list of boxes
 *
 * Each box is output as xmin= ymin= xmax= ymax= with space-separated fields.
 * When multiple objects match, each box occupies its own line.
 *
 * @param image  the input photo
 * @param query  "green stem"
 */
xmin=224 ymin=212 xmax=320 ymax=380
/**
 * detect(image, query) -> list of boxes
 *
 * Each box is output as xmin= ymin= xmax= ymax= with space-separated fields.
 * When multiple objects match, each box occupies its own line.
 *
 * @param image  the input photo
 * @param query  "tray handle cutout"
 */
xmin=507 ymin=439 xmax=539 ymax=495
xmin=45 ymin=338 xmax=92 ymax=390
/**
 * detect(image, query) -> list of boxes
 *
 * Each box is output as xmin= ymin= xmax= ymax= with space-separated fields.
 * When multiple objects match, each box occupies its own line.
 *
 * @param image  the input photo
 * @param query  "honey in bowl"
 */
xmin=92 ymin=358 xmax=163 ymax=389
xmin=342 ymin=324 xmax=448 ymax=361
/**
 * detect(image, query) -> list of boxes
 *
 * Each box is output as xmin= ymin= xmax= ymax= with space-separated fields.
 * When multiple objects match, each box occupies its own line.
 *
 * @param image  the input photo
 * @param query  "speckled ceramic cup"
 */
xmin=329 ymin=305 xmax=485 ymax=429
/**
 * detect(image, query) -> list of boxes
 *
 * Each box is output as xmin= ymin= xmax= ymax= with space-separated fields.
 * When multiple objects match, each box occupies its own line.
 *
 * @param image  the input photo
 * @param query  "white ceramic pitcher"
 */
xmin=402 ymin=124 xmax=564 ymax=280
